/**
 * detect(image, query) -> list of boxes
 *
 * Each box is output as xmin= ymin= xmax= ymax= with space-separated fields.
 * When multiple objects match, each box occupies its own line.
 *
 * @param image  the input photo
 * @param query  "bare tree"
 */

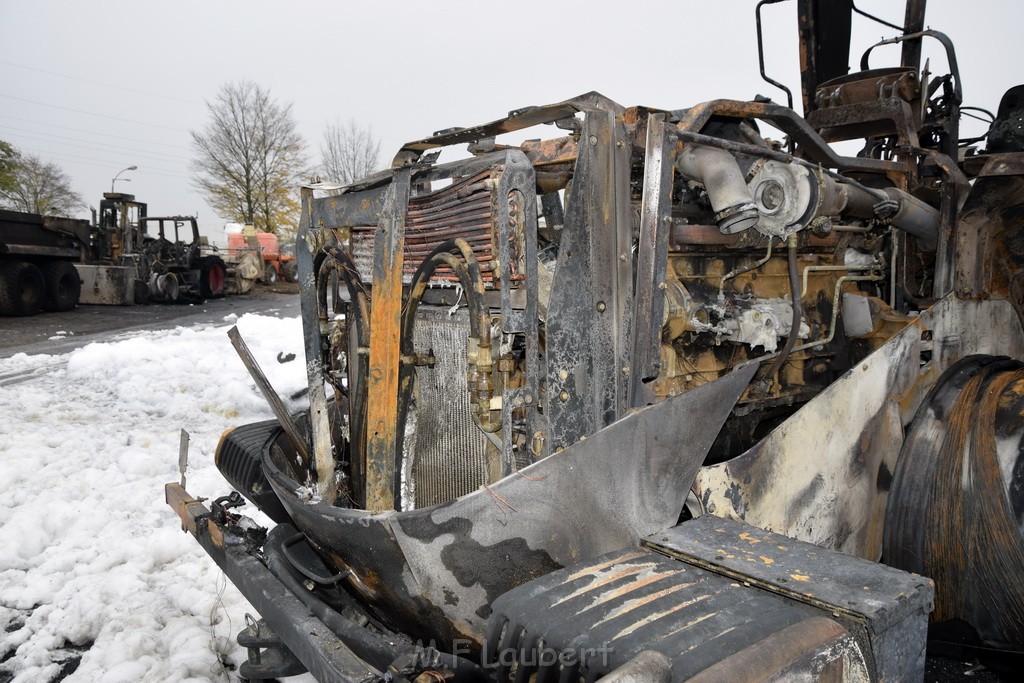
xmin=0 ymin=150 xmax=85 ymax=217
xmin=190 ymin=81 xmax=308 ymax=233
xmin=320 ymin=118 xmax=381 ymax=186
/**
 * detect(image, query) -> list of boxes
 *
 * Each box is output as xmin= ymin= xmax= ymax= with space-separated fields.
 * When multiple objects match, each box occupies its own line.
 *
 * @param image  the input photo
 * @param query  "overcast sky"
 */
xmin=1 ymin=1 xmax=1020 ymax=243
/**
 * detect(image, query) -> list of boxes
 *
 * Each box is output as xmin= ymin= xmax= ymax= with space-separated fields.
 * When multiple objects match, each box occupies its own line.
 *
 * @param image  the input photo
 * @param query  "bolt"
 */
xmin=760 ymin=180 xmax=785 ymax=211
xmin=559 ymin=390 xmax=570 ymax=401
xmin=558 ymin=369 xmax=568 ymax=380
xmin=658 ymin=282 xmax=667 ymax=290
xmin=589 ymin=135 xmax=598 ymax=145
xmin=596 ymin=301 xmax=606 ymax=312
xmin=524 ymin=394 xmax=533 ymax=404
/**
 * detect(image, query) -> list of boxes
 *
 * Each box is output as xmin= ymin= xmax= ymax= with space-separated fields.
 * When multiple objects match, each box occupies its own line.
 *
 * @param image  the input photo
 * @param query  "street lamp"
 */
xmin=111 ymin=165 xmax=138 ymax=193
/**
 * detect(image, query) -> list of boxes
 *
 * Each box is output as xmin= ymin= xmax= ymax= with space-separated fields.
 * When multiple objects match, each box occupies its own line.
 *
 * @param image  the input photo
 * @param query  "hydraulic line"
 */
xmin=764 ymin=234 xmax=801 ymax=382
xmin=318 ymin=247 xmax=371 ymax=505
xmin=398 ymin=238 xmax=497 ymax=478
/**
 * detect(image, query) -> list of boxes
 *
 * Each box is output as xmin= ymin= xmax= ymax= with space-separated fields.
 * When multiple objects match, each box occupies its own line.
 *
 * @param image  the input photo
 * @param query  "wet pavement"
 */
xmin=0 ymin=283 xmax=300 ymax=358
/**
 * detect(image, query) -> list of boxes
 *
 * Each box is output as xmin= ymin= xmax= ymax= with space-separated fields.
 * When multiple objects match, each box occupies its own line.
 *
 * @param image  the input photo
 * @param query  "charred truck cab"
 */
xmin=168 ymin=1 xmax=1024 ymax=680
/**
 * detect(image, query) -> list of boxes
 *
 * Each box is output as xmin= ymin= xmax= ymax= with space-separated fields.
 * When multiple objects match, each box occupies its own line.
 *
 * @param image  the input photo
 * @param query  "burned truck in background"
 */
xmin=169 ymin=0 xmax=1024 ymax=680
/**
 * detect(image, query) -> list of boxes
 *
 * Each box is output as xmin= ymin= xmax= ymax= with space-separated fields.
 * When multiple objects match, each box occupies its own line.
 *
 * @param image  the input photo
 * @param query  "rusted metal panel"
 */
xmin=692 ymin=295 xmax=1024 ymax=560
xmin=165 ymin=482 xmax=207 ymax=536
xmin=364 ymin=169 xmax=412 ymax=513
xmin=647 ymin=516 xmax=932 ymax=681
xmin=519 ymin=136 xmax=578 ymax=166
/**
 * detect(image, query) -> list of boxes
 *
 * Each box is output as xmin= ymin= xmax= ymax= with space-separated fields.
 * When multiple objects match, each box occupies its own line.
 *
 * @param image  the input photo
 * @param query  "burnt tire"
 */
xmin=41 ymin=260 xmax=81 ymax=312
xmin=264 ymin=263 xmax=278 ymax=284
xmin=199 ymin=256 xmax=227 ymax=299
xmin=0 ymin=260 xmax=45 ymax=316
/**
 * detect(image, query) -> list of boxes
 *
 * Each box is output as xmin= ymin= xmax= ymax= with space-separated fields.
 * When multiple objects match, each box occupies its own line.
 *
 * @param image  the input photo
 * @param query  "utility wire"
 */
xmin=0 ymin=93 xmax=189 ymax=133
xmin=0 ymin=59 xmax=200 ymax=105
xmin=18 ymin=146 xmax=189 ymax=180
xmin=0 ymin=127 xmax=191 ymax=162
xmin=0 ymin=114 xmax=192 ymax=150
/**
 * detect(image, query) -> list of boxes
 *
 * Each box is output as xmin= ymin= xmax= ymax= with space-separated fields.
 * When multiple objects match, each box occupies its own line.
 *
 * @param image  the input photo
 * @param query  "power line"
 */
xmin=0 ymin=59 xmax=200 ymax=106
xmin=0 ymin=114 xmax=192 ymax=151
xmin=0 ymin=93 xmax=189 ymax=133
xmin=18 ymin=146 xmax=190 ymax=180
xmin=0 ymin=127 xmax=191 ymax=163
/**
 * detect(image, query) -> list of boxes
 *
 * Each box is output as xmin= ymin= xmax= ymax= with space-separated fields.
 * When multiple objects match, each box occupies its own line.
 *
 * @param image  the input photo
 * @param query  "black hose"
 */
xmin=264 ymin=526 xmax=488 ymax=681
xmin=765 ymin=236 xmax=801 ymax=383
xmin=318 ymin=248 xmax=371 ymax=506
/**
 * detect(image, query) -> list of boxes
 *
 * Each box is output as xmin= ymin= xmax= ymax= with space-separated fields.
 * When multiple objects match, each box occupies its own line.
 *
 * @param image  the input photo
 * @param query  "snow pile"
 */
xmin=0 ymin=314 xmax=310 ymax=682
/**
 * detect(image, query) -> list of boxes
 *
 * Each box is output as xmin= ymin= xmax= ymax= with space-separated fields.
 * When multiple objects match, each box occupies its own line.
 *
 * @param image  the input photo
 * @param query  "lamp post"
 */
xmin=111 ymin=165 xmax=138 ymax=193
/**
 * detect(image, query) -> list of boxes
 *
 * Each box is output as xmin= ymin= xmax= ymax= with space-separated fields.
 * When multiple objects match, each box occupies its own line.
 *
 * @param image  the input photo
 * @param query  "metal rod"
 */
xmin=720 ymin=238 xmax=774 ymax=301
xmin=227 ymin=326 xmax=310 ymax=471
xmin=801 ymin=262 xmax=879 ymax=297
xmin=755 ymin=0 xmax=795 ymax=111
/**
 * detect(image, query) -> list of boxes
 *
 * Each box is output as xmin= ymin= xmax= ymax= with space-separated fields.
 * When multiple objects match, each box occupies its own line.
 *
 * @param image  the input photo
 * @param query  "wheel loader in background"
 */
xmin=168 ymin=0 xmax=1024 ymax=680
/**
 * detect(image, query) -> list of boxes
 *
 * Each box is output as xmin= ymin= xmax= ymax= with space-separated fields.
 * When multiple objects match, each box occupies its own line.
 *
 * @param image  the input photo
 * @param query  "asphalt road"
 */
xmin=0 ymin=283 xmax=301 ymax=358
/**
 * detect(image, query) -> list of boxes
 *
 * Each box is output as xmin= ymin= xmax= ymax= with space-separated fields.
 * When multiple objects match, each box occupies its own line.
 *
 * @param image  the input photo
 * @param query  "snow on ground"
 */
xmin=0 ymin=314 xmax=315 ymax=682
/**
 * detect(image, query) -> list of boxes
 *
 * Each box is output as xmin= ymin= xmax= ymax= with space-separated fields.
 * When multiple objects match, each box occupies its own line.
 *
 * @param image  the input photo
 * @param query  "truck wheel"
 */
xmin=200 ymin=257 xmax=227 ymax=299
xmin=41 ymin=261 xmax=82 ymax=312
xmin=283 ymin=260 xmax=298 ymax=283
xmin=264 ymin=264 xmax=278 ymax=284
xmin=885 ymin=355 xmax=1024 ymax=651
xmin=0 ymin=261 xmax=45 ymax=316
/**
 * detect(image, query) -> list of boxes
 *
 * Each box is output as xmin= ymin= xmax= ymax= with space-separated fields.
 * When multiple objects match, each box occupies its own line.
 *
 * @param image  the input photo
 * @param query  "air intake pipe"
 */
xmin=676 ymin=144 xmax=760 ymax=234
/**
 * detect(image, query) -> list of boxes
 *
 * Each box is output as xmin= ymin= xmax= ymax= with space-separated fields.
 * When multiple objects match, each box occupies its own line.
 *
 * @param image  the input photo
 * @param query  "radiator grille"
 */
xmin=408 ymin=306 xmax=490 ymax=508
xmin=349 ymin=171 xmax=498 ymax=286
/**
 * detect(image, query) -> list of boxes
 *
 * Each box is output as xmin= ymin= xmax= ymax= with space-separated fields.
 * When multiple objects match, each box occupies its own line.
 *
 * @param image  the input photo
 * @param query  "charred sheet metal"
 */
xmin=484 ymin=542 xmax=872 ymax=681
xmin=263 ymin=366 xmax=755 ymax=648
xmin=692 ymin=295 xmax=1024 ymax=560
xmin=628 ymin=113 xmax=674 ymax=408
xmin=646 ymin=516 xmax=933 ymax=682
xmin=297 ymin=186 xmax=336 ymax=503
xmin=74 ymin=264 xmax=135 ymax=305
xmin=544 ymin=107 xmax=633 ymax=450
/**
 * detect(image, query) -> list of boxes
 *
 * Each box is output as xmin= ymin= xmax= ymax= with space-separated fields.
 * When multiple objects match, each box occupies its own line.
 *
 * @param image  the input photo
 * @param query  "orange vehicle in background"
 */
xmin=227 ymin=229 xmax=296 ymax=283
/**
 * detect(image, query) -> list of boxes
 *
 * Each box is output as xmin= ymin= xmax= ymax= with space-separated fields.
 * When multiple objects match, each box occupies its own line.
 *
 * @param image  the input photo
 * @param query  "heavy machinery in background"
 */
xmin=226 ymin=227 xmax=298 ymax=285
xmin=0 ymin=209 xmax=89 ymax=315
xmin=168 ymin=0 xmax=1024 ymax=680
xmin=82 ymin=192 xmax=229 ymax=304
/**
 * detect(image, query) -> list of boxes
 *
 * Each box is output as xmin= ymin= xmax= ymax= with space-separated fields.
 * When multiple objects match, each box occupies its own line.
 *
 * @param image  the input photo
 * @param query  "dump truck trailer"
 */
xmin=0 ymin=209 xmax=87 ymax=315
xmin=169 ymin=0 xmax=1024 ymax=680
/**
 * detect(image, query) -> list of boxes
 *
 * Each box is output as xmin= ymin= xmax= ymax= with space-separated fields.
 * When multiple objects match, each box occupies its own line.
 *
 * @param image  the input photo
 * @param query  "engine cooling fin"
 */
xmin=409 ymin=306 xmax=491 ymax=508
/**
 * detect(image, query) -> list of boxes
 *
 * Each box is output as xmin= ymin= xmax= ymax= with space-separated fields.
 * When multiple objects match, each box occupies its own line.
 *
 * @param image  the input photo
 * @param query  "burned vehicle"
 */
xmin=168 ymin=1 xmax=1024 ymax=680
